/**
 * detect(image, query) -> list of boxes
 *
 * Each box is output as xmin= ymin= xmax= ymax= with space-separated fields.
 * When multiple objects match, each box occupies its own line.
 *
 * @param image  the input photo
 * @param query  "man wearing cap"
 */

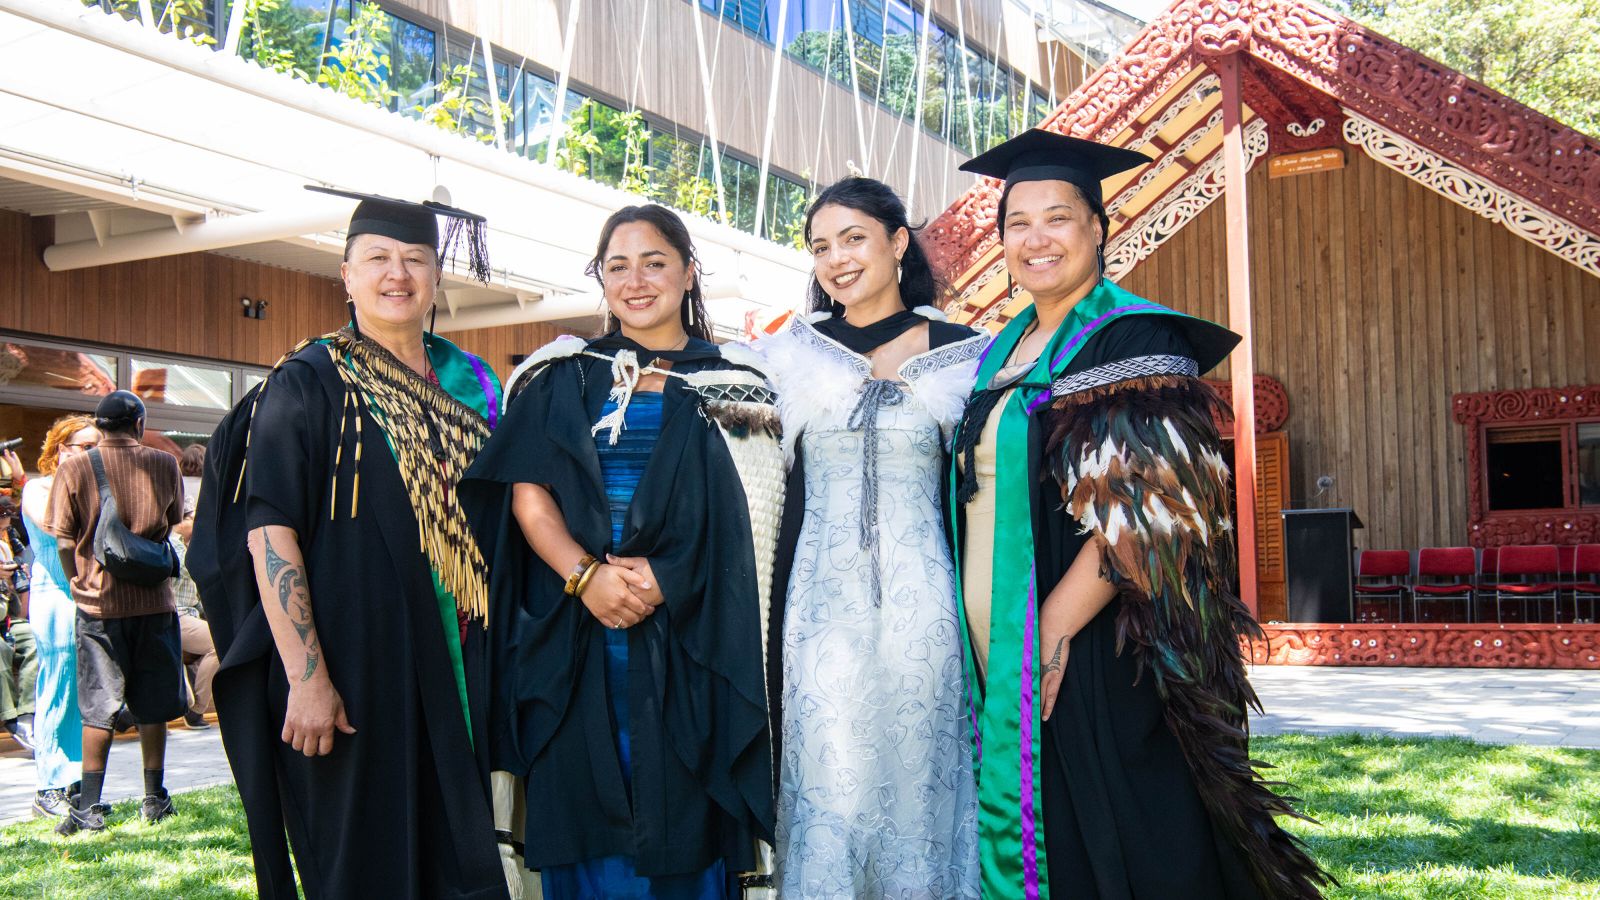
xmin=188 ymin=189 xmax=508 ymax=899
xmin=46 ymin=390 xmax=185 ymax=834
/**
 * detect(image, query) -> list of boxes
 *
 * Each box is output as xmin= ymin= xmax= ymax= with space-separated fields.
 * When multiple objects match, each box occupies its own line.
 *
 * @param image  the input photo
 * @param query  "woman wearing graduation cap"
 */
xmin=458 ymin=204 xmax=783 ymax=899
xmin=949 ymin=131 xmax=1328 ymax=900
xmin=754 ymin=177 xmax=986 ymax=897
xmin=187 ymin=187 xmax=510 ymax=899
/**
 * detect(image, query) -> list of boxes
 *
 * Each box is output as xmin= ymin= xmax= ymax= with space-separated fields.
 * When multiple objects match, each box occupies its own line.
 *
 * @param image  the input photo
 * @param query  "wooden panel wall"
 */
xmin=1117 ymin=148 xmax=1600 ymax=552
xmin=0 ymin=212 xmax=347 ymax=368
xmin=0 ymin=210 xmax=569 ymax=386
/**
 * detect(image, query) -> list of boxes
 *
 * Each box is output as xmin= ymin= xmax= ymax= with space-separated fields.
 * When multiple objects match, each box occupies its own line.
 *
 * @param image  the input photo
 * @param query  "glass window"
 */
xmin=1579 ymin=423 xmax=1600 ymax=507
xmin=0 ymin=339 xmax=116 ymax=397
xmin=1486 ymin=426 xmax=1564 ymax=511
xmin=522 ymin=72 xmax=587 ymax=163
xmin=387 ymin=14 xmax=437 ymax=114
xmin=702 ymin=0 xmax=772 ymax=40
xmin=130 ymin=359 xmax=234 ymax=411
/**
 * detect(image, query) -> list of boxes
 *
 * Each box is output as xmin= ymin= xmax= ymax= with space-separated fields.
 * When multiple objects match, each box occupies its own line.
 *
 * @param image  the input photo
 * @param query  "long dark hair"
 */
xmin=803 ymin=177 xmax=945 ymax=315
xmin=585 ymin=204 xmax=713 ymax=342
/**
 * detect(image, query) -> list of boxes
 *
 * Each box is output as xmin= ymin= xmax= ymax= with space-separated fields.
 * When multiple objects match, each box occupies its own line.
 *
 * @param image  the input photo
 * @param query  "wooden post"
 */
xmin=1215 ymin=53 xmax=1260 ymax=617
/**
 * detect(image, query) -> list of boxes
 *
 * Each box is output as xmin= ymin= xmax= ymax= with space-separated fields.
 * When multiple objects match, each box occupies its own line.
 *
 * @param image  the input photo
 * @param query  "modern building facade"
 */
xmin=0 ymin=0 xmax=1137 ymax=457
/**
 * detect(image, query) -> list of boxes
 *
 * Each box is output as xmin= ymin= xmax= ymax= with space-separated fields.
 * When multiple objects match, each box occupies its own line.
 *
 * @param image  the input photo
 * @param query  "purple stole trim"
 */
xmin=466 ymin=354 xmax=499 ymax=429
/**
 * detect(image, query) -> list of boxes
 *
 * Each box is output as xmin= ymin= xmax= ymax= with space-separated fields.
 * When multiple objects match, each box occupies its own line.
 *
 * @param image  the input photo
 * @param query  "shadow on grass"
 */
xmin=1257 ymin=732 xmax=1600 ymax=896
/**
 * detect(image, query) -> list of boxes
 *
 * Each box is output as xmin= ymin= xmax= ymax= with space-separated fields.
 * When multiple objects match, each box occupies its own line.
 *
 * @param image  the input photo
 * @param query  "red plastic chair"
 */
xmin=1558 ymin=544 xmax=1600 ymax=623
xmin=1415 ymin=547 xmax=1477 ymax=623
xmin=1487 ymin=545 xmax=1561 ymax=623
xmin=1354 ymin=550 xmax=1412 ymax=622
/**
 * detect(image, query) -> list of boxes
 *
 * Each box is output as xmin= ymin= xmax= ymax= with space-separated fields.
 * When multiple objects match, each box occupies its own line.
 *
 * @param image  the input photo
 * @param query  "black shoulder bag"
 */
xmin=88 ymin=448 xmax=178 ymax=587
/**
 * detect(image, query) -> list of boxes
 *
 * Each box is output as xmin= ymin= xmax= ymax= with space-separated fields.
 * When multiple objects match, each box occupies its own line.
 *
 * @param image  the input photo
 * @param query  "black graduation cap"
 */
xmin=959 ymin=129 xmax=1152 ymax=208
xmin=307 ymin=185 xmax=492 ymax=284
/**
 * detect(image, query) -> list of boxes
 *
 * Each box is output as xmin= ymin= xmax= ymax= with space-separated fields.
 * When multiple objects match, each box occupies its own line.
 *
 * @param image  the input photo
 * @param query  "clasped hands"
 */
xmin=577 ymin=554 xmax=664 ymax=629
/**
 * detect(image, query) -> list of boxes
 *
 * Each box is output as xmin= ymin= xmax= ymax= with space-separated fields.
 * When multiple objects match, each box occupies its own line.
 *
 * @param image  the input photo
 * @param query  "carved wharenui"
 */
xmin=1454 ymin=386 xmax=1600 ymax=548
xmin=929 ymin=0 xmax=1600 ymax=324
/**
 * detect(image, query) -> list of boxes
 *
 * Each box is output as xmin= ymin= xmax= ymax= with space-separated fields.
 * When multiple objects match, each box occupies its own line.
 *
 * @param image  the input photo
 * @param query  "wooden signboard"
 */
xmin=1269 ymin=148 xmax=1346 ymax=178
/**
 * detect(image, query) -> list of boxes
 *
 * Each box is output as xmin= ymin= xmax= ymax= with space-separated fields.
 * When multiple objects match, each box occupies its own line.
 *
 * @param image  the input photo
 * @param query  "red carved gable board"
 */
xmin=928 ymin=0 xmax=1600 ymax=319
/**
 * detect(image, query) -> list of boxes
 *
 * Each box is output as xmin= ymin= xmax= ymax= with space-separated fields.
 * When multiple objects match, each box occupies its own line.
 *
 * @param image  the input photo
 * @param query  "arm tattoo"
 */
xmin=263 ymin=535 xmax=290 ymax=586
xmin=263 ymin=533 xmax=319 ymax=681
xmin=302 ymin=635 xmax=320 ymax=682
xmin=1043 ymin=636 xmax=1068 ymax=676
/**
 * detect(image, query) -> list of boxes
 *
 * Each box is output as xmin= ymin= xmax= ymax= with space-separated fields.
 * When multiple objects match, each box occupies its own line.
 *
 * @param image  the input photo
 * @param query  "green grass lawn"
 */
xmin=1 ymin=733 xmax=1596 ymax=898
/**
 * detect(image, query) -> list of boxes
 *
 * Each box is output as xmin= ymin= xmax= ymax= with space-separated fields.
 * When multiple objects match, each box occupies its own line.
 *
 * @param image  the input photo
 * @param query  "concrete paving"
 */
xmin=2 ymin=666 xmax=1597 ymax=825
xmin=1248 ymin=665 xmax=1600 ymax=748
xmin=0 ymin=721 xmax=229 ymax=826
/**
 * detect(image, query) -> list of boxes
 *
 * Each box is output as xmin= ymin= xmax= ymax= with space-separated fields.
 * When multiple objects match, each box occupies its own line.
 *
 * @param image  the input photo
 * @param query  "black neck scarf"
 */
xmin=811 ymin=308 xmax=926 ymax=355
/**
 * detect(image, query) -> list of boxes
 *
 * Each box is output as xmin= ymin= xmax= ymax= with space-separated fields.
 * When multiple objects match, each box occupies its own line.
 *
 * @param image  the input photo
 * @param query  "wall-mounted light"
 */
xmin=240 ymin=297 xmax=269 ymax=319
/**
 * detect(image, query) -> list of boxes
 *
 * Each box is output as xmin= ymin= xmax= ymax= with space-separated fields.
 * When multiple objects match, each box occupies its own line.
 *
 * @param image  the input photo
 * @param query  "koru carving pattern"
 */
xmin=1453 ymin=385 xmax=1600 ymax=548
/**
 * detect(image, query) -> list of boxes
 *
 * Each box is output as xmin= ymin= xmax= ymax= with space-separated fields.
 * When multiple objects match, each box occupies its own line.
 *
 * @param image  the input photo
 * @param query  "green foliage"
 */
xmin=157 ymin=0 xmax=216 ymax=46
xmin=239 ymin=0 xmax=304 ymax=78
xmin=1337 ymin=0 xmax=1600 ymax=137
xmin=316 ymin=2 xmax=397 ymax=108
xmin=554 ymin=99 xmax=604 ymax=177
xmin=1257 ymin=733 xmax=1600 ymax=898
xmin=413 ymin=61 xmax=509 ymax=143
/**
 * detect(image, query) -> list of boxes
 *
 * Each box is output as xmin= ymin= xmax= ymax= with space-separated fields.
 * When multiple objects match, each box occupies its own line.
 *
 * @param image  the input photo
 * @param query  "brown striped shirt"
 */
xmin=46 ymin=434 xmax=183 ymax=618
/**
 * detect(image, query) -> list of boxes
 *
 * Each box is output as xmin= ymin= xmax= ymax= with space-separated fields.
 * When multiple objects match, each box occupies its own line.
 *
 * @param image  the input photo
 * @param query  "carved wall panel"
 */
xmin=1249 ymin=624 xmax=1600 ymax=669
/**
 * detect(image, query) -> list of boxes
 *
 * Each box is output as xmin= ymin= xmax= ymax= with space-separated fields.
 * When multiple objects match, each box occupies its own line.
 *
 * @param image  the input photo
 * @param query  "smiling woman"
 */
xmin=187 ymin=188 xmax=508 ymax=900
xmin=463 ymin=204 xmax=783 ymax=899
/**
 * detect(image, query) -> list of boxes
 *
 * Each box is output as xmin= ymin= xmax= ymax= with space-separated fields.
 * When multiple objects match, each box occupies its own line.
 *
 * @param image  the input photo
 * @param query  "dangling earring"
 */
xmin=685 ymin=290 xmax=695 ymax=327
xmin=897 ymin=262 xmax=904 ymax=283
xmin=1096 ymin=245 xmax=1107 ymax=280
xmin=603 ymin=307 xmax=614 ymax=332
xmin=346 ymin=299 xmax=362 ymax=339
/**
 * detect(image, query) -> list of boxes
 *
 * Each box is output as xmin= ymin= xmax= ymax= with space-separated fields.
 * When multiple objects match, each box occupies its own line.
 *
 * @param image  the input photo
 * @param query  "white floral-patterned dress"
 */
xmin=757 ymin=310 xmax=987 ymax=899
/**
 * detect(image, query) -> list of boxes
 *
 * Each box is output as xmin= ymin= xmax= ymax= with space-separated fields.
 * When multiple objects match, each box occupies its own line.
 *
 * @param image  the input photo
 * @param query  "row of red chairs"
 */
xmin=1354 ymin=545 xmax=1600 ymax=624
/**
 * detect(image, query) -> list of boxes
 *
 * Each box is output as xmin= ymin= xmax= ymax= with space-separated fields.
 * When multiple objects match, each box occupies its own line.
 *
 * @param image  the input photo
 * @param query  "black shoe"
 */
xmin=55 ymin=803 xmax=110 ymax=835
xmin=140 ymin=789 xmax=176 ymax=824
xmin=32 ymin=788 xmax=72 ymax=818
xmin=183 ymin=710 xmax=211 ymax=729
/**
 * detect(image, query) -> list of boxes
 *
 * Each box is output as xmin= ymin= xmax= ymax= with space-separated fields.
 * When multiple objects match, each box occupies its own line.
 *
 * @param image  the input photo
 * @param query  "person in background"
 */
xmin=47 ymin=391 xmax=185 ymax=836
xmin=168 ymin=511 xmax=213 ymax=728
xmin=18 ymin=419 xmax=95 ymax=818
xmin=178 ymin=445 xmax=204 ymax=517
xmin=1 ymin=491 xmax=38 ymax=754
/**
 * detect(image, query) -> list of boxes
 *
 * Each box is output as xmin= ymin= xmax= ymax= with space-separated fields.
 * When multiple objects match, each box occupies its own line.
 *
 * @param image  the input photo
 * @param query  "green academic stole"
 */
xmin=950 ymin=280 xmax=1181 ymax=900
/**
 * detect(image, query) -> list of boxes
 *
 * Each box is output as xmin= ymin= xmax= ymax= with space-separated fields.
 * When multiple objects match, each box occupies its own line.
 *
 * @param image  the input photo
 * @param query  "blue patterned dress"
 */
xmin=541 ymin=392 xmax=737 ymax=900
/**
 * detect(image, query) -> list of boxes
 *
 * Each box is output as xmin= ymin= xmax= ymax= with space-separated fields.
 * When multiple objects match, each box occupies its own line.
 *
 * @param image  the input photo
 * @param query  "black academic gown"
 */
xmin=458 ymin=336 xmax=774 ymax=878
xmin=189 ymin=348 xmax=507 ymax=900
xmin=961 ymin=316 xmax=1269 ymax=899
